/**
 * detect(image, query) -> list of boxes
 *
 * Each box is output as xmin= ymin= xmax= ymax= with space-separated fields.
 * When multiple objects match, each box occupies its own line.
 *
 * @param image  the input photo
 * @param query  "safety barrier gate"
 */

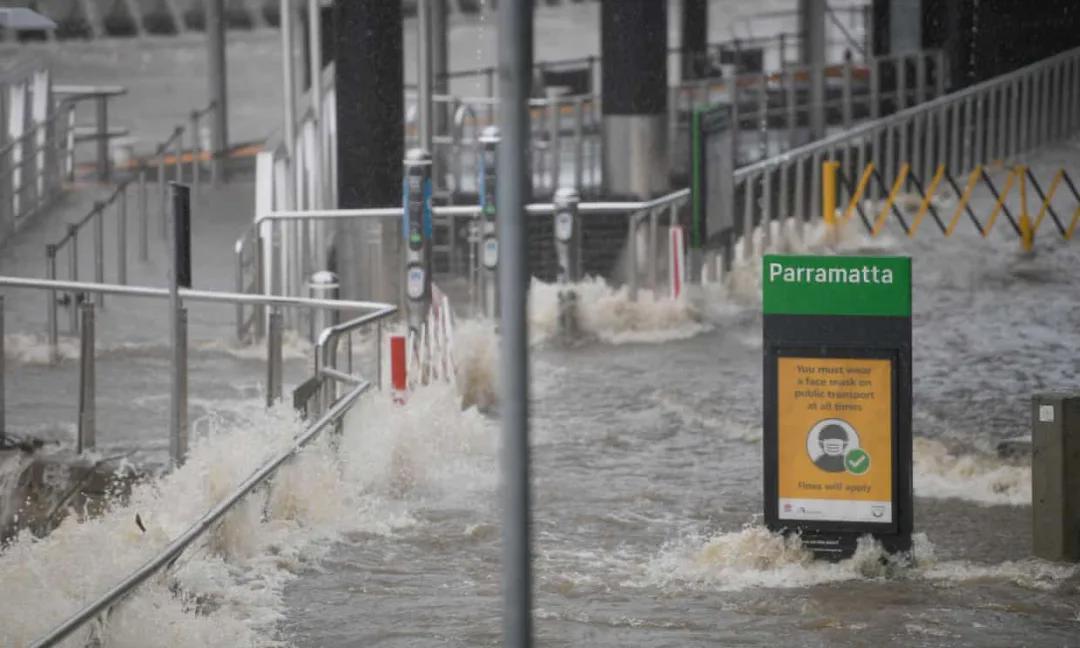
xmin=823 ymin=161 xmax=1080 ymax=251
xmin=700 ymin=44 xmax=1080 ymax=270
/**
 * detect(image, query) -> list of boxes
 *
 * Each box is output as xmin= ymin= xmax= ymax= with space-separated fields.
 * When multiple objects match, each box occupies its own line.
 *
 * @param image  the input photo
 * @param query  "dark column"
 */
xmin=601 ymin=0 xmax=669 ymax=199
xmin=681 ymin=0 xmax=708 ymax=80
xmin=206 ymin=0 xmax=228 ymax=182
xmin=332 ymin=1 xmax=404 ymax=303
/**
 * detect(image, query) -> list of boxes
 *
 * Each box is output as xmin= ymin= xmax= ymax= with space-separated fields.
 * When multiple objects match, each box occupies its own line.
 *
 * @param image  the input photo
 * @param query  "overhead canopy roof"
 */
xmin=0 ymin=8 xmax=57 ymax=31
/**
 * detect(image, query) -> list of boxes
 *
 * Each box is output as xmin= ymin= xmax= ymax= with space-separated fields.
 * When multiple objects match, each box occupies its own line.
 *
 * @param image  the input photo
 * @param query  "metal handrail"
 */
xmin=736 ymin=45 xmax=1080 ymax=180
xmin=28 ymin=378 xmax=373 ymax=648
xmin=0 ymin=276 xmax=393 ymax=313
xmin=3 ymin=274 xmax=398 ymax=646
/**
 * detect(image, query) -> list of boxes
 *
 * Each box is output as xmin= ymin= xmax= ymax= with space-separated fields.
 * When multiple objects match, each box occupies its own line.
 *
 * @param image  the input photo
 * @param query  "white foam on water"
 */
xmin=0 ymin=376 xmax=494 ymax=646
xmin=529 ymin=277 xmax=710 ymax=345
xmin=638 ymin=526 xmax=1076 ymax=594
xmin=913 ymin=437 xmax=1030 ymax=506
xmin=453 ymin=319 xmax=499 ymax=411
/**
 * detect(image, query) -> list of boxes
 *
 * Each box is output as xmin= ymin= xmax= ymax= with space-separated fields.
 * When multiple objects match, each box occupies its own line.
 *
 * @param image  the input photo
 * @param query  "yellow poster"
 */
xmin=777 ymin=356 xmax=893 ymax=524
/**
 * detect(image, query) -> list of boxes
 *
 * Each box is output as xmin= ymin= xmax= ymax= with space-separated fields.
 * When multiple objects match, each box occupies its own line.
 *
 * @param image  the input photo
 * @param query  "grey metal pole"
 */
xmin=280 ymin=0 xmax=297 ymax=182
xmin=159 ymin=148 xmax=168 ymax=237
xmin=804 ymin=0 xmax=826 ymax=140
xmin=190 ymin=111 xmax=201 ymax=201
xmin=307 ymin=0 xmax=323 ymax=205
xmin=554 ymin=187 xmax=580 ymax=284
xmin=648 ymin=208 xmax=658 ymax=291
xmin=0 ymin=296 xmax=4 ymax=446
xmin=497 ymin=0 xmax=533 ymax=643
xmin=68 ymin=225 xmax=79 ymax=333
xmin=627 ymin=214 xmax=639 ymax=301
xmin=208 ymin=0 xmax=228 ymax=186
xmin=743 ymin=174 xmax=755 ymax=258
xmin=842 ymin=60 xmax=853 ymax=129
xmin=77 ymin=302 xmax=95 ymax=454
xmin=93 ymin=203 xmax=105 ymax=307
xmin=236 ymin=249 xmax=246 ymax=341
xmin=174 ymin=129 xmax=184 ymax=184
xmin=169 ymin=183 xmax=191 ymax=467
xmin=118 ymin=187 xmax=128 ymax=285
xmin=46 ymin=245 xmax=58 ymax=364
xmin=416 ymin=0 xmax=434 ymax=153
xmin=267 ymin=308 xmax=283 ymax=407
xmin=96 ymin=95 xmax=109 ymax=182
xmin=139 ymin=165 xmax=149 ymax=261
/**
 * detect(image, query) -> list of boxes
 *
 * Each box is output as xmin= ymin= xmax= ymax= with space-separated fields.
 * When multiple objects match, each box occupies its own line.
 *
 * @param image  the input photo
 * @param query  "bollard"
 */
xmin=478 ymin=126 xmax=500 ymax=319
xmin=93 ymin=202 xmax=105 ymax=307
xmin=266 ymin=309 xmax=283 ymax=407
xmin=822 ymin=161 xmax=840 ymax=226
xmin=308 ymin=271 xmax=340 ymax=344
xmin=138 ymin=165 xmax=149 ymax=261
xmin=390 ymin=334 xmax=407 ymax=404
xmin=77 ymin=302 xmax=95 ymax=454
xmin=117 ymin=187 xmax=128 ymax=285
xmin=553 ymin=187 xmax=580 ymax=284
xmin=669 ymin=225 xmax=686 ymax=300
xmin=1032 ymin=394 xmax=1080 ymax=562
xmin=46 ymin=245 xmax=59 ymax=364
xmin=403 ymin=148 xmax=434 ymax=334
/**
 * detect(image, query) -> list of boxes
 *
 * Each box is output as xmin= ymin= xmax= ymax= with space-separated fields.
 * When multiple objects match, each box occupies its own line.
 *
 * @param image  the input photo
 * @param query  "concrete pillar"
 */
xmin=332 ymin=0 xmax=404 ymax=304
xmin=799 ymin=0 xmax=826 ymax=140
xmin=601 ymin=0 xmax=669 ymax=199
xmin=681 ymin=0 xmax=708 ymax=81
xmin=1032 ymin=394 xmax=1080 ymax=562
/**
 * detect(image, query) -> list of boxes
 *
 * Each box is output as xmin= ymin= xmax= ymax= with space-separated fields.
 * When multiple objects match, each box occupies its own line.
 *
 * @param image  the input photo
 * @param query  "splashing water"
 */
xmin=529 ymin=277 xmax=709 ymax=345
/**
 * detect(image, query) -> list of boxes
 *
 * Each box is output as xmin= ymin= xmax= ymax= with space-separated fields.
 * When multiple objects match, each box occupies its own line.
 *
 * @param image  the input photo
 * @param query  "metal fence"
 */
xmin=43 ymin=101 xmax=219 ymax=343
xmin=717 ymin=44 xmax=1080 ymax=268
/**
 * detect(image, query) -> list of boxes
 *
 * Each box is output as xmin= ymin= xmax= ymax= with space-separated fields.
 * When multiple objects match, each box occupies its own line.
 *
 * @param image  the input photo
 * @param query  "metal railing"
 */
xmin=234 ymin=185 xmax=692 ymax=337
xmin=718 ymin=44 xmax=1080 ymax=266
xmin=0 ymin=275 xmax=396 ymax=647
xmin=43 ymin=101 xmax=219 ymax=341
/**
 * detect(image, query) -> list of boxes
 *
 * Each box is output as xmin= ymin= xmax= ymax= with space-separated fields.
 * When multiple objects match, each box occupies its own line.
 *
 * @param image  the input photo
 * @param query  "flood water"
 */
xmin=2 ymin=3 xmax=1080 ymax=647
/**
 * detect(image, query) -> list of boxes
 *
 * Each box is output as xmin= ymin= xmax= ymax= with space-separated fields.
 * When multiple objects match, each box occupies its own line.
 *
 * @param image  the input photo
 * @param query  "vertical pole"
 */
xmin=842 ymin=60 xmax=853 ymax=129
xmin=869 ymin=57 xmax=881 ymax=120
xmin=648 ymin=208 xmax=659 ymax=291
xmin=404 ymin=150 xmax=434 ymax=334
xmin=46 ymin=245 xmax=58 ymax=364
xmin=785 ymin=68 xmax=796 ymax=149
xmin=0 ymin=296 xmax=4 ymax=446
xmin=897 ymin=55 xmax=907 ymax=110
xmin=68 ymin=225 xmax=79 ymax=333
xmin=267 ymin=308 xmax=283 ymax=406
xmin=627 ymin=214 xmax=638 ymax=301
xmin=169 ymin=183 xmax=192 ymax=467
xmin=307 ymin=0 xmax=323 ymax=206
xmin=190 ymin=111 xmax=201 ymax=201
xmin=822 ymin=160 xmax=839 ymax=225
xmin=159 ymin=148 xmax=168 ymax=237
xmin=93 ymin=203 xmax=104 ymax=306
xmin=573 ymin=97 xmax=584 ymax=190
xmin=281 ymin=0 xmax=297 ymax=186
xmin=174 ymin=129 xmax=184 ymax=184
xmin=139 ymin=165 xmax=149 ymax=260
xmin=802 ymin=0 xmax=827 ymax=140
xmin=77 ymin=302 xmax=95 ymax=454
xmin=743 ymin=173 xmax=755 ymax=259
xmin=762 ymin=166 xmax=773 ymax=249
xmin=418 ymin=0 xmax=434 ymax=154
xmin=96 ymin=95 xmax=109 ymax=182
xmin=498 ymin=0 xmax=533 ymax=644
xmin=208 ymin=0 xmax=229 ymax=186
xmin=118 ymin=188 xmax=128 ymax=285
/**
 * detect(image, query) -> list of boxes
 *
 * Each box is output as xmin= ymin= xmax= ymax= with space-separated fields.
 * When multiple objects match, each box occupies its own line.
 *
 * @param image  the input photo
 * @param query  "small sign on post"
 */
xmin=762 ymin=254 xmax=913 ymax=559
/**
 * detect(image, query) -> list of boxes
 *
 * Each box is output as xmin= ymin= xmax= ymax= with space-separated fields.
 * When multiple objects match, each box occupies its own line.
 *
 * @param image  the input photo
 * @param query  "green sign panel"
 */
xmin=762 ymin=255 xmax=911 ymax=317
